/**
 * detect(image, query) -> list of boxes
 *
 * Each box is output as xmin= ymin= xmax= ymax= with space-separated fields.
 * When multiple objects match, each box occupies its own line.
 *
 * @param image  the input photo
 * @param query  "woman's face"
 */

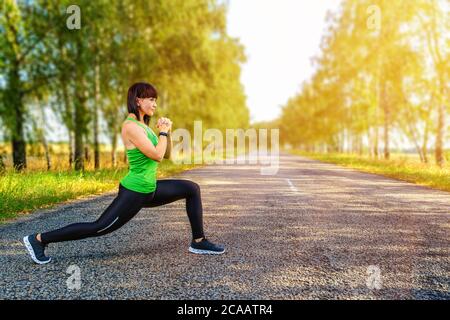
xmin=137 ymin=97 xmax=157 ymax=116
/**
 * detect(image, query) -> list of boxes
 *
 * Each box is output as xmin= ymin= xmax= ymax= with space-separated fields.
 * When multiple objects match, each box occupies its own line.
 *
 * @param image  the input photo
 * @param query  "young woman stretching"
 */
xmin=23 ymin=82 xmax=225 ymax=264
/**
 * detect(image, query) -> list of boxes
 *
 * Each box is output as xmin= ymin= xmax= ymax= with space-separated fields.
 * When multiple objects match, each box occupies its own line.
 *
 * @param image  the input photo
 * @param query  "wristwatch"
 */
xmin=159 ymin=132 xmax=169 ymax=137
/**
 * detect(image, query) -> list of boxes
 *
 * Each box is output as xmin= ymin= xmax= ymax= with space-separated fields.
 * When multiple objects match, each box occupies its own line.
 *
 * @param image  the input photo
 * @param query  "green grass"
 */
xmin=288 ymin=150 xmax=450 ymax=193
xmin=0 ymin=161 xmax=201 ymax=223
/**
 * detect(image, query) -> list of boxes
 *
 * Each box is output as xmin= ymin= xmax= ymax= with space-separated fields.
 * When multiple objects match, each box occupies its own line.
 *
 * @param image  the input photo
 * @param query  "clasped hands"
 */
xmin=156 ymin=117 xmax=172 ymax=133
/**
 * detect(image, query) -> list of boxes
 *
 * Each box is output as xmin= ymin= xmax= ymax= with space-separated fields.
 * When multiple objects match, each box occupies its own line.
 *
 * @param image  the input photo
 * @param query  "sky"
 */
xmin=226 ymin=0 xmax=342 ymax=123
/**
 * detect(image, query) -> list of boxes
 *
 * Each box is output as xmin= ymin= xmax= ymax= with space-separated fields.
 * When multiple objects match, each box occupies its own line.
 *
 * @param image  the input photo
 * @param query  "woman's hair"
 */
xmin=127 ymin=82 xmax=158 ymax=125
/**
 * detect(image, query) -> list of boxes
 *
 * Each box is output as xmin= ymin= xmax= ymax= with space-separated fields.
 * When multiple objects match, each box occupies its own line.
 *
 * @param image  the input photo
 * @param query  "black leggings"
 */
xmin=40 ymin=179 xmax=204 ymax=245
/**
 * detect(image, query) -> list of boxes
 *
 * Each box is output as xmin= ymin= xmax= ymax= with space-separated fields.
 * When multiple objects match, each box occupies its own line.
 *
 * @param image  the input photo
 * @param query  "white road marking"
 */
xmin=285 ymin=178 xmax=298 ymax=192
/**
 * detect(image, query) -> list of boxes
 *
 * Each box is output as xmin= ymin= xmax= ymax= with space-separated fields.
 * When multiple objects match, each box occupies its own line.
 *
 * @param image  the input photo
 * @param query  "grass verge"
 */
xmin=288 ymin=150 xmax=450 ymax=193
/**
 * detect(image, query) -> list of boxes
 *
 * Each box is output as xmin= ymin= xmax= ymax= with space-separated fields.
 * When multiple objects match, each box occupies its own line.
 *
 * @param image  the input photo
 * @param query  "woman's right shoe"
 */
xmin=189 ymin=238 xmax=226 ymax=255
xmin=23 ymin=234 xmax=52 ymax=264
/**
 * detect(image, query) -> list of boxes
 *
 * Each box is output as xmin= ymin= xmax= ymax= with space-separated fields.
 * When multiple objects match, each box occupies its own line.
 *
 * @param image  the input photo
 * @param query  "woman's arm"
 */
xmin=125 ymin=123 xmax=167 ymax=162
xmin=157 ymin=117 xmax=173 ymax=160
xmin=163 ymin=132 xmax=172 ymax=159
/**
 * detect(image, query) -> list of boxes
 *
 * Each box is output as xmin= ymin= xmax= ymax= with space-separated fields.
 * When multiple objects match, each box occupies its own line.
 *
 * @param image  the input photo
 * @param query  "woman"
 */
xmin=23 ymin=82 xmax=225 ymax=264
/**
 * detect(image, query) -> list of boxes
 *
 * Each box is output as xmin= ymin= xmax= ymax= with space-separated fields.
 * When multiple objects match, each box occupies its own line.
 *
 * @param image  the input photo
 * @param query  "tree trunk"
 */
xmin=73 ymin=36 xmax=89 ymax=172
xmin=358 ymin=134 xmax=363 ymax=156
xmin=422 ymin=103 xmax=432 ymax=164
xmin=42 ymin=134 xmax=51 ymax=170
xmin=374 ymin=126 xmax=379 ymax=158
xmin=58 ymin=79 xmax=73 ymax=169
xmin=68 ymin=130 xmax=73 ymax=168
xmin=406 ymin=120 xmax=425 ymax=163
xmin=10 ymin=66 xmax=27 ymax=171
xmin=37 ymin=98 xmax=51 ymax=170
xmin=74 ymin=120 xmax=84 ymax=171
xmin=111 ymin=133 xmax=117 ymax=168
xmin=84 ymin=145 xmax=90 ymax=163
xmin=401 ymin=92 xmax=425 ymax=163
xmin=57 ymin=42 xmax=74 ymax=170
xmin=381 ymin=81 xmax=390 ymax=160
xmin=423 ymin=1 xmax=446 ymax=167
xmin=0 ymin=144 xmax=6 ymax=173
xmin=93 ymin=59 xmax=100 ymax=170
xmin=435 ymin=101 xmax=445 ymax=167
xmin=74 ymin=85 xmax=87 ymax=171
xmin=0 ymin=152 xmax=5 ymax=173
xmin=338 ymin=131 xmax=343 ymax=153
xmin=367 ymin=131 xmax=373 ymax=157
xmin=12 ymin=115 xmax=27 ymax=171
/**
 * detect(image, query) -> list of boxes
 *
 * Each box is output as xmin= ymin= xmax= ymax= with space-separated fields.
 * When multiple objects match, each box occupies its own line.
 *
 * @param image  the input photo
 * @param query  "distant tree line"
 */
xmin=279 ymin=0 xmax=449 ymax=166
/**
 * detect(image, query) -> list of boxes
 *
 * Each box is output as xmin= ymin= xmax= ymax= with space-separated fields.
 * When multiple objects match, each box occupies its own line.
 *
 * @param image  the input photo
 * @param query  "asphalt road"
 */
xmin=0 ymin=153 xmax=449 ymax=299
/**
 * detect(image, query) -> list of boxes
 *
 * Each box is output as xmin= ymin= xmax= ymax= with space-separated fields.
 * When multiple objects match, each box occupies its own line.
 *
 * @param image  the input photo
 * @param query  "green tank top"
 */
xmin=120 ymin=117 xmax=159 ymax=193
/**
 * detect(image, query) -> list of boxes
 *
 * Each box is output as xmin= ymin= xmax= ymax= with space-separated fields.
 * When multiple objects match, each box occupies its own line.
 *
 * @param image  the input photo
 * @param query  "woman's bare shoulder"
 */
xmin=122 ymin=120 xmax=146 ymax=136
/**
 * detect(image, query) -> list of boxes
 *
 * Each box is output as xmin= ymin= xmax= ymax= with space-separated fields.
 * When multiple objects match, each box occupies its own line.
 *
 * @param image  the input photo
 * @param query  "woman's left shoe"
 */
xmin=23 ymin=234 xmax=52 ymax=264
xmin=189 ymin=238 xmax=226 ymax=255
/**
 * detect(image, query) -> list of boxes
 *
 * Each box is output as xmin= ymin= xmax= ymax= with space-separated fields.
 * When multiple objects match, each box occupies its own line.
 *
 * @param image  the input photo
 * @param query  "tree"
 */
xmin=0 ymin=0 xmax=60 ymax=170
